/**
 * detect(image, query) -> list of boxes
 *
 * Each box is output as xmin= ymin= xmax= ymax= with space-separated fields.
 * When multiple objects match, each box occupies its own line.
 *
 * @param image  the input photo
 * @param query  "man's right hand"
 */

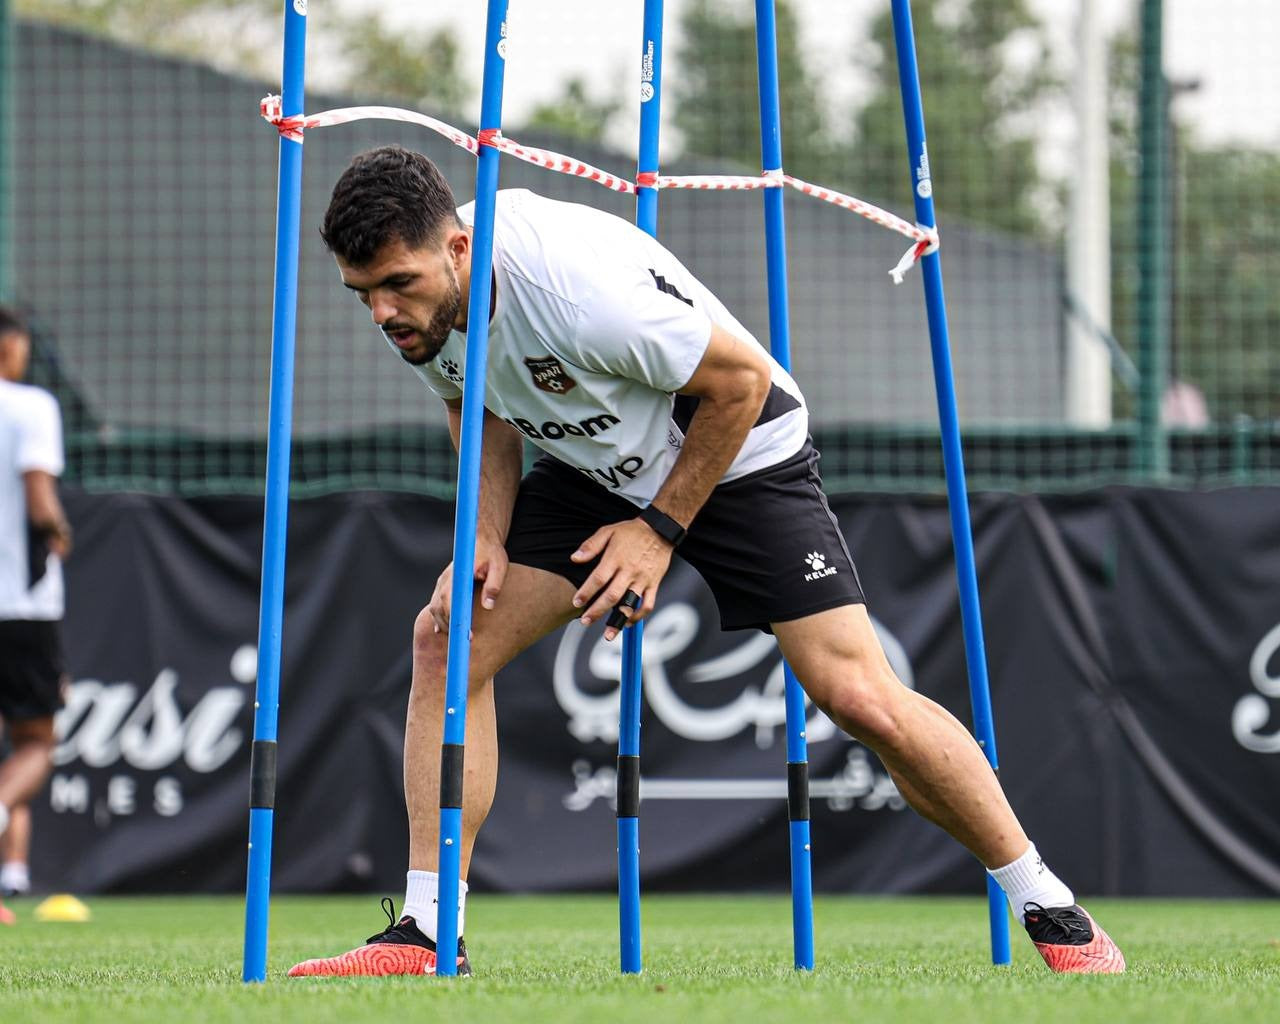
xmin=47 ymin=520 xmax=73 ymax=559
xmin=427 ymin=535 xmax=509 ymax=633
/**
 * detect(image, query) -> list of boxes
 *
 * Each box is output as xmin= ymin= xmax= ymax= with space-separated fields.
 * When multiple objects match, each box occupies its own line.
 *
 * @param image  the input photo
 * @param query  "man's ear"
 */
xmin=448 ymin=228 xmax=470 ymax=269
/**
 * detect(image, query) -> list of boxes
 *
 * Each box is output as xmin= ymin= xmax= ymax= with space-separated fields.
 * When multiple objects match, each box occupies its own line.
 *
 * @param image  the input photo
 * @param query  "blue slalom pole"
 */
xmin=616 ymin=0 xmax=665 ymax=977
xmin=242 ymin=0 xmax=307 ymax=984
xmin=617 ymin=613 xmax=644 ymax=975
xmin=635 ymin=0 xmax=663 ymax=239
xmin=754 ymin=0 xmax=814 ymax=972
xmin=889 ymin=0 xmax=1011 ymax=966
xmin=436 ymin=0 xmax=509 ymax=979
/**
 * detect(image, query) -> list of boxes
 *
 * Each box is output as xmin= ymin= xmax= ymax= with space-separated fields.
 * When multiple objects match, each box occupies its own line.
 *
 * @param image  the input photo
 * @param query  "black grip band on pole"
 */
xmin=787 ymin=761 xmax=810 ymax=822
xmin=616 ymin=755 xmax=640 ymax=818
xmin=440 ymin=743 xmax=465 ymax=809
xmin=249 ymin=740 xmax=277 ymax=810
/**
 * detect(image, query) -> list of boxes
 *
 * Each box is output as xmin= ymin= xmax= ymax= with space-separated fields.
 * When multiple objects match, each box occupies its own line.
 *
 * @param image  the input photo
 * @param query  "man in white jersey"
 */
xmin=290 ymin=147 xmax=1124 ymax=977
xmin=0 ymin=307 xmax=72 ymax=925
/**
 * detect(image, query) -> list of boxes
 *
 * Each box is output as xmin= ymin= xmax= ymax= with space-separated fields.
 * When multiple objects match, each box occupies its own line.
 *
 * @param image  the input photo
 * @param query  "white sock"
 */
xmin=987 ymin=843 xmax=1075 ymax=924
xmin=0 ymin=803 xmax=9 ymax=837
xmin=0 ymin=861 xmax=29 ymax=893
xmin=402 ymin=870 xmax=468 ymax=942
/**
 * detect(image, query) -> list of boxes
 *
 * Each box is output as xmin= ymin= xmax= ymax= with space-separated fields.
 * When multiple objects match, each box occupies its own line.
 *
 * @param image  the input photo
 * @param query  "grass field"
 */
xmin=1 ymin=894 xmax=1277 ymax=1023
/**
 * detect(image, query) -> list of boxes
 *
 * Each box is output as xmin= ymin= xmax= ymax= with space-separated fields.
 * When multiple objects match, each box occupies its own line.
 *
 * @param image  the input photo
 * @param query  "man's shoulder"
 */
xmin=0 ymin=380 xmax=60 ymax=419
xmin=488 ymin=193 xmax=622 ymax=303
xmin=0 ymin=383 xmax=61 ymax=459
xmin=477 ymin=189 xmax=636 ymax=242
xmin=468 ymin=190 xmax=663 ymax=326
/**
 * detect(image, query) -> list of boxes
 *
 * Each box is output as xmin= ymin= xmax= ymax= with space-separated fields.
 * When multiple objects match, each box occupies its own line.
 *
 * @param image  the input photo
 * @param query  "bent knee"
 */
xmin=410 ymin=607 xmax=501 ymax=697
xmin=817 ymin=668 xmax=909 ymax=746
xmin=412 ymin=608 xmax=449 ymax=669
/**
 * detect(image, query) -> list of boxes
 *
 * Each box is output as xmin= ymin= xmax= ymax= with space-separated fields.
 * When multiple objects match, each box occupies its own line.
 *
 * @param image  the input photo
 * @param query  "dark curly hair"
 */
xmin=321 ymin=146 xmax=462 ymax=265
xmin=0 ymin=305 xmax=28 ymax=338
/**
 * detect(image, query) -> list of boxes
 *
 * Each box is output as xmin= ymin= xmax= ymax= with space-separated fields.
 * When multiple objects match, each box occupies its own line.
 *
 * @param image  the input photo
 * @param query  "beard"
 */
xmin=396 ymin=264 xmax=462 ymax=366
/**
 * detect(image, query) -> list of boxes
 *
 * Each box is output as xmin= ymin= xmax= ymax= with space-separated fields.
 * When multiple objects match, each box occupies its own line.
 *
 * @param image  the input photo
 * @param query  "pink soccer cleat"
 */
xmin=287 ymin=898 xmax=471 ymax=977
xmin=1023 ymin=902 xmax=1126 ymax=974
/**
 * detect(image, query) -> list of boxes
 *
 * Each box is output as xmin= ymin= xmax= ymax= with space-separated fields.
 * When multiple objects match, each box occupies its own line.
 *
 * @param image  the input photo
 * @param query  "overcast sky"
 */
xmin=348 ymin=0 xmax=1278 ymax=158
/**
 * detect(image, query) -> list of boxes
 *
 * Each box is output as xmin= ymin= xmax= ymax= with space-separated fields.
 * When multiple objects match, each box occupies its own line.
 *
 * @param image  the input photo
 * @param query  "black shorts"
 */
xmin=506 ymin=441 xmax=865 ymax=632
xmin=0 ymin=619 xmax=66 ymax=723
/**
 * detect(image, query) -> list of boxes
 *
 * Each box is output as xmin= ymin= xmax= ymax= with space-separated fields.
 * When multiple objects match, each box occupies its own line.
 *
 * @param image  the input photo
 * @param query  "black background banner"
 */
xmin=31 ymin=487 xmax=1280 ymax=897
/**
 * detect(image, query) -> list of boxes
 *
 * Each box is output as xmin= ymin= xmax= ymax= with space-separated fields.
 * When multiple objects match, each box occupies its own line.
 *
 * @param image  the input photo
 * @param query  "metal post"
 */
xmin=754 ymin=0 xmax=814 ymax=972
xmin=0 ymin=0 xmax=12 ymax=301
xmin=888 ymin=0 xmax=1011 ymax=966
xmin=242 ymin=0 xmax=307 ymax=985
xmin=435 ymin=0 xmax=510 ymax=978
xmin=1136 ymin=0 xmax=1168 ymax=477
xmin=1065 ymin=0 xmax=1112 ymax=427
xmin=616 ymin=0 xmax=665 ymax=977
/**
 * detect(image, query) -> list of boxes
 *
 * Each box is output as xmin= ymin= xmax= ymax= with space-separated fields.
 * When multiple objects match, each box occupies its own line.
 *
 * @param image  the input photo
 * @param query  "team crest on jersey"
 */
xmin=524 ymin=355 xmax=578 ymax=394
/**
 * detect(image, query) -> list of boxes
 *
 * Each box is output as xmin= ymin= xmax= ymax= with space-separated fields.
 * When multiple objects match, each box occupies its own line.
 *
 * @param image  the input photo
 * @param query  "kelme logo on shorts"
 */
xmin=524 ymin=355 xmax=578 ymax=394
xmin=803 ymin=551 xmax=838 ymax=582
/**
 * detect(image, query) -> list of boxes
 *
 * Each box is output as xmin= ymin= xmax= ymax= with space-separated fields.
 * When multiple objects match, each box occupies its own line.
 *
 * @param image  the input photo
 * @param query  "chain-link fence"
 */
xmin=5 ymin=1 xmax=1277 ymax=495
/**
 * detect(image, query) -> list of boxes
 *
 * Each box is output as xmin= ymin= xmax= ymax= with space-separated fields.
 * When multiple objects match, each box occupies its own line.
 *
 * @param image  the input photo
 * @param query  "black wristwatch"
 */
xmin=639 ymin=504 xmax=687 ymax=548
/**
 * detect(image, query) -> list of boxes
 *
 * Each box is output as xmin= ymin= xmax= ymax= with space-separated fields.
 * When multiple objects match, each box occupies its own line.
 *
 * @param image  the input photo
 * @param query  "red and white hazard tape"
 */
xmin=261 ymin=96 xmax=939 ymax=282
xmin=261 ymin=95 xmax=478 ymax=152
xmin=476 ymin=129 xmax=635 ymax=194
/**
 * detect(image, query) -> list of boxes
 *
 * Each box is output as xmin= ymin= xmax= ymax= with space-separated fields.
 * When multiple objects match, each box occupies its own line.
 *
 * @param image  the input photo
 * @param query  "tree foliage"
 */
xmin=672 ymin=0 xmax=828 ymax=178
xmin=1172 ymin=147 xmax=1280 ymax=420
xmin=18 ymin=0 xmax=282 ymax=80
xmin=16 ymin=0 xmax=471 ymax=114
xmin=848 ymin=0 xmax=1057 ymax=236
xmin=336 ymin=19 xmax=471 ymax=115
xmin=526 ymin=77 xmax=621 ymax=144
xmin=1107 ymin=27 xmax=1280 ymax=422
xmin=670 ymin=0 xmax=1057 ymax=234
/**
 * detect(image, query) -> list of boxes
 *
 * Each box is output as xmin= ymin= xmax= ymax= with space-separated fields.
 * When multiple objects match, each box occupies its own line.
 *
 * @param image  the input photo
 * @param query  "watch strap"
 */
xmin=639 ymin=504 xmax=687 ymax=547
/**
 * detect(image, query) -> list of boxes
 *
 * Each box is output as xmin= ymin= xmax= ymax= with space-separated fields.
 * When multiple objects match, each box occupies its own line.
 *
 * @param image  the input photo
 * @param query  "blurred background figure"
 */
xmin=1 ymin=798 xmax=32 ymax=897
xmin=0 ymin=306 xmax=71 ymax=923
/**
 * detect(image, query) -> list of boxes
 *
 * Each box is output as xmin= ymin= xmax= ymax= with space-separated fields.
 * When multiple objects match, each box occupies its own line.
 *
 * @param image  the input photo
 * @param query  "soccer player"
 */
xmin=0 ymin=307 xmax=71 ymax=926
xmin=289 ymin=147 xmax=1124 ymax=977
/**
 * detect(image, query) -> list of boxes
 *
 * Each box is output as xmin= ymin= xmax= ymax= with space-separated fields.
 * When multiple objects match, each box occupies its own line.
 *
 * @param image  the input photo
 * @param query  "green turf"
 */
xmin=0 ymin=895 xmax=1276 ymax=1023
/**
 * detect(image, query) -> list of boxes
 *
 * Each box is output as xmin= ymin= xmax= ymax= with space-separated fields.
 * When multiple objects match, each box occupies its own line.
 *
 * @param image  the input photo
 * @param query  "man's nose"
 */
xmin=370 ymin=292 xmax=396 ymax=325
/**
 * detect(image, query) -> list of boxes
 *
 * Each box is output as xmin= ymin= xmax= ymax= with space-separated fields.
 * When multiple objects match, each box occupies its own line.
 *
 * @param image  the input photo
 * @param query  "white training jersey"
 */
xmin=0 ymin=379 xmax=65 ymax=620
xmin=406 ymin=189 xmax=808 ymax=507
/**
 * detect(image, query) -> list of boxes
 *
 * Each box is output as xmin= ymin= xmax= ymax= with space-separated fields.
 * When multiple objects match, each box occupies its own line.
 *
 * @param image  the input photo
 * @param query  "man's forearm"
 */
xmin=24 ymin=471 xmax=72 ymax=551
xmin=447 ymin=406 xmax=523 ymax=544
xmin=650 ymin=385 xmax=766 ymax=528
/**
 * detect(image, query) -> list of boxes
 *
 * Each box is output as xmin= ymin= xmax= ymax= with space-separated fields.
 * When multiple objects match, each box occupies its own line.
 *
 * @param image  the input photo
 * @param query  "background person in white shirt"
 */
xmin=288 ymin=147 xmax=1124 ymax=977
xmin=0 ymin=307 xmax=71 ymax=922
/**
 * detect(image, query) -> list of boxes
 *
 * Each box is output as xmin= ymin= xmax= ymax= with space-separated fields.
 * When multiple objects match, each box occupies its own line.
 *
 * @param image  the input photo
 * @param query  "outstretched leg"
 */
xmin=774 ymin=605 xmax=1025 ymax=866
xmin=773 ymin=603 xmax=1124 ymax=973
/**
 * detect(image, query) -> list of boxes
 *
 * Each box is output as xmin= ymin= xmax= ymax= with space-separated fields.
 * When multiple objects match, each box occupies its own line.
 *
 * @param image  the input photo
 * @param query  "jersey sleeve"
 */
xmin=18 ymin=390 xmax=64 ymax=476
xmin=561 ymin=274 xmax=714 ymax=393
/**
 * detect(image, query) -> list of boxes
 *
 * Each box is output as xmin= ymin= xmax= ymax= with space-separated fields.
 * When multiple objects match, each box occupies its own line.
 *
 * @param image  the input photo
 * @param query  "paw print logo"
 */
xmin=440 ymin=358 xmax=463 ymax=382
xmin=804 ymin=552 xmax=826 ymax=571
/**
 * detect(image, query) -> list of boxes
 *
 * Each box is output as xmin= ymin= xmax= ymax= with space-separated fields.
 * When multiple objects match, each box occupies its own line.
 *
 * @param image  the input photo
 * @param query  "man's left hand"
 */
xmin=569 ymin=518 xmax=675 ymax=641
